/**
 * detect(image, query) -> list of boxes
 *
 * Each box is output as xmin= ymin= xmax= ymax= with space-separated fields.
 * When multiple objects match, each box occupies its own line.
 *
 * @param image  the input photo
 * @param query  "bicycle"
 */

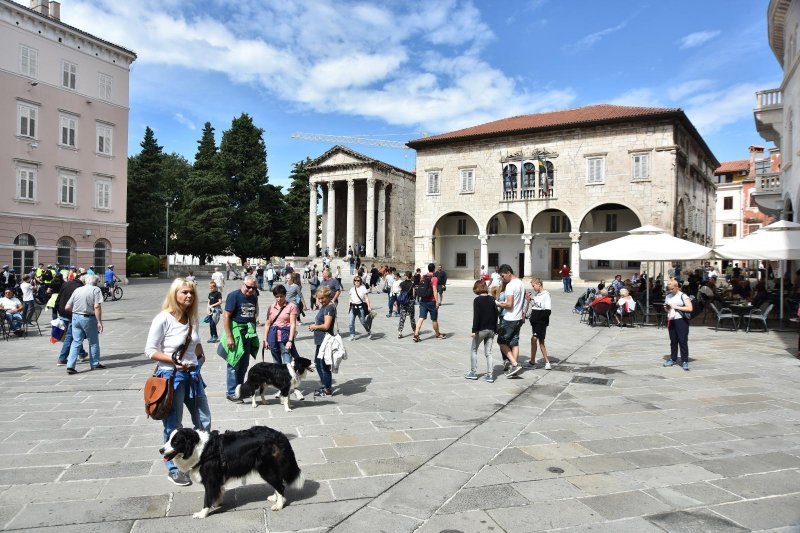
xmin=103 ymin=280 xmax=123 ymax=301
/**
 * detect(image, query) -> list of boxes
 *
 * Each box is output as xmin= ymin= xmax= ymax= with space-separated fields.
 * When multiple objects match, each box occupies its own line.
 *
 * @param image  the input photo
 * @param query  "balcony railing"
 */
xmin=754 ymin=172 xmax=780 ymax=193
xmin=756 ymin=88 xmax=782 ymax=109
xmin=502 ymin=187 xmax=555 ymax=201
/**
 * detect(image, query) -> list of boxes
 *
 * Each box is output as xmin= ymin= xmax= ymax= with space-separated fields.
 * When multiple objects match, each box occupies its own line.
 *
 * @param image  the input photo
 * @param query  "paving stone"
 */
xmin=331 ymin=431 xmax=409 ymax=446
xmin=612 ymin=447 xmax=696 ymax=468
xmin=645 ymin=481 xmax=741 ymax=507
xmin=416 ymin=509 xmax=503 ymax=533
xmin=428 ymin=442 xmax=500 ymax=473
xmin=392 ymin=438 xmax=453 ymax=458
xmin=60 ymin=460 xmax=154 ymax=481
xmin=486 ymin=499 xmax=603 ymax=531
xmin=580 ymin=435 xmax=679 ymax=454
xmin=7 ymin=495 xmax=168 ymax=529
xmin=566 ymin=473 xmax=647 ymax=495
xmin=512 ymin=477 xmax=587 ymax=502
xmin=662 ymin=428 xmax=741 ymax=445
xmin=494 ymin=459 xmax=585 ymax=482
xmin=0 ymin=450 xmax=90 ymax=469
xmin=357 ymin=455 xmax=426 ymax=476
xmin=8 ymin=520 xmax=134 ymax=533
xmin=300 ymin=461 xmax=362 ymax=481
xmin=438 ymin=484 xmax=528 ymax=514
xmin=698 ymin=451 xmax=800 ymax=477
xmin=321 ymin=444 xmax=398 ymax=463
xmin=618 ymin=463 xmax=721 ymax=488
xmin=0 ymin=465 xmax=65 ymax=485
xmin=328 ymin=474 xmax=403 ymax=500
xmin=463 ymin=465 xmax=514 ymax=488
xmin=646 ymin=508 xmax=750 ymax=532
xmin=554 ymin=517 xmax=665 ymax=532
xmin=371 ymin=465 xmax=471 ymax=519
xmin=710 ymin=470 xmax=800 ymax=499
xmin=565 ymin=454 xmax=636 ymax=474
xmin=0 ymin=479 xmax=106 ymax=505
xmin=490 ymin=447 xmax=536 ymax=465
xmin=579 ymin=490 xmax=671 ymax=520
xmin=329 ymin=504 xmax=421 ymax=533
xmin=265 ymin=498 xmax=370 ymax=531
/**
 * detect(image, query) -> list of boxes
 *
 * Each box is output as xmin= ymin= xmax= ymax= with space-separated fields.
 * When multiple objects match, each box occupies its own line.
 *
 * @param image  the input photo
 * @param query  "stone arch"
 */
xmin=578 ymin=203 xmax=643 ymax=279
xmin=530 ymin=209 xmax=573 ymax=280
xmin=485 ymin=211 xmax=525 ymax=275
xmin=431 ymin=211 xmax=481 ymax=278
xmin=93 ymin=239 xmax=111 ymax=272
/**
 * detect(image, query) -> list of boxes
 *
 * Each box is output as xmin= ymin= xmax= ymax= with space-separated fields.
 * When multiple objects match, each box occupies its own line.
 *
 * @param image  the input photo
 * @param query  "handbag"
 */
xmin=144 ymin=324 xmax=192 ymax=420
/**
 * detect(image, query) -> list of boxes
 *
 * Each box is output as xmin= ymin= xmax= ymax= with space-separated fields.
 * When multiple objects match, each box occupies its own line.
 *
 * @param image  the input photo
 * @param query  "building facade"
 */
xmin=407 ymin=104 xmax=718 ymax=280
xmin=306 ymin=145 xmax=416 ymax=265
xmin=0 ymin=0 xmax=136 ymax=276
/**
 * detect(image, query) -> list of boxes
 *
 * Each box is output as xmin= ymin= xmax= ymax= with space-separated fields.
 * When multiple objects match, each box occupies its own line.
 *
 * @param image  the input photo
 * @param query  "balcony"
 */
xmin=754 ymin=88 xmax=783 ymax=144
xmin=751 ymin=171 xmax=782 ymax=217
xmin=502 ymin=186 xmax=556 ymax=202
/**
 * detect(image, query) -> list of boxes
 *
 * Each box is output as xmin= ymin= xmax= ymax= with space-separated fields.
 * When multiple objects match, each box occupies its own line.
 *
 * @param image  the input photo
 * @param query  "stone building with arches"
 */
xmin=0 ymin=1 xmax=135 ymax=276
xmin=407 ymin=104 xmax=718 ymax=281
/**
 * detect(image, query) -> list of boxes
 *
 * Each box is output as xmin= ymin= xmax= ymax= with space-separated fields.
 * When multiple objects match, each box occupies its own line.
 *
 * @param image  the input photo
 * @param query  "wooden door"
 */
xmin=551 ymin=248 xmax=569 ymax=280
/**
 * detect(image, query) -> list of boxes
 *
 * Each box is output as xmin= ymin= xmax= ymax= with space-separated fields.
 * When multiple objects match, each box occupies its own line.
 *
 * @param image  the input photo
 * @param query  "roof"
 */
xmin=715 ymin=160 xmax=750 ymax=175
xmin=406 ymin=104 xmax=719 ymax=166
xmin=3 ymin=0 xmax=137 ymax=59
xmin=308 ymin=145 xmax=415 ymax=178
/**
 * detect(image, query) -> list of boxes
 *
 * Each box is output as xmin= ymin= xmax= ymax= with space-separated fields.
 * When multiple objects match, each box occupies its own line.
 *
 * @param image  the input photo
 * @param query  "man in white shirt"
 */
xmin=495 ymin=264 xmax=525 ymax=377
xmin=0 ymin=289 xmax=24 ymax=334
xmin=265 ymin=265 xmax=276 ymax=291
xmin=211 ymin=267 xmax=225 ymax=293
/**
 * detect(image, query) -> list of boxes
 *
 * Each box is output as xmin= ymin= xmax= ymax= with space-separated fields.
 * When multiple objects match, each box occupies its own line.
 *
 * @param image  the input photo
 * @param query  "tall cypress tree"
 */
xmin=173 ymin=122 xmax=230 ymax=263
xmin=283 ymin=158 xmax=312 ymax=256
xmin=219 ymin=114 xmax=283 ymax=263
xmin=127 ymin=127 xmax=164 ymax=255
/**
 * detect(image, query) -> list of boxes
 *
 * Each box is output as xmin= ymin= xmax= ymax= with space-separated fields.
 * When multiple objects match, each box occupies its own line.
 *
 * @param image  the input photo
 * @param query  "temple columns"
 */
xmin=366 ymin=178 xmax=376 ymax=256
xmin=377 ymin=182 xmax=386 ymax=257
xmin=326 ymin=181 xmax=336 ymax=254
xmin=308 ymin=183 xmax=317 ymax=257
xmin=346 ymin=179 xmax=355 ymax=253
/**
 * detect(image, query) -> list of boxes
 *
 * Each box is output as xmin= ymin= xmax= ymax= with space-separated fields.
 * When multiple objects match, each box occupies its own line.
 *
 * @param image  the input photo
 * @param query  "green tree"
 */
xmin=127 ymin=127 xmax=164 ymax=255
xmin=283 ymin=158 xmax=312 ymax=256
xmin=173 ymin=123 xmax=230 ymax=264
xmin=219 ymin=113 xmax=283 ymax=263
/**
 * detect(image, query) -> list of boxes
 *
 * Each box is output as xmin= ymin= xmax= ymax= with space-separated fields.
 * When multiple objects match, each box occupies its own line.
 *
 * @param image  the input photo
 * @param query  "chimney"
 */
xmin=49 ymin=1 xmax=60 ymax=20
xmin=748 ymin=145 xmax=765 ymax=178
xmin=29 ymin=0 xmax=48 ymax=16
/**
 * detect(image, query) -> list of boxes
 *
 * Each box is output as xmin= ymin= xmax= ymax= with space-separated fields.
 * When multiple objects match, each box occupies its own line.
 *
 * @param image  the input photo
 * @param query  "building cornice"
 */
xmin=768 ymin=0 xmax=791 ymax=66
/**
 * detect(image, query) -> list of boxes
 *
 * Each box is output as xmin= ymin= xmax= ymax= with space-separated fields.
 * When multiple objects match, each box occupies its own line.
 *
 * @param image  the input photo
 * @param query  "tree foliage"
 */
xmin=127 ymin=127 xmax=164 ymax=255
xmin=283 ymin=158 xmax=312 ymax=256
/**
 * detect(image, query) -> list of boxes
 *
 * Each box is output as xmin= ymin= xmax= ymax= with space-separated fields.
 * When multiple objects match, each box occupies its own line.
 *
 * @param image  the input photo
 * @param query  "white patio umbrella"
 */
xmin=581 ymin=225 xmax=715 ymax=323
xmin=715 ymin=220 xmax=800 ymax=319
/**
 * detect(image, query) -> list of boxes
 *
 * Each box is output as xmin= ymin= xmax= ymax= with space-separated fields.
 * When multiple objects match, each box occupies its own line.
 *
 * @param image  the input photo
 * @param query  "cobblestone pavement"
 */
xmin=0 ymin=277 xmax=799 ymax=532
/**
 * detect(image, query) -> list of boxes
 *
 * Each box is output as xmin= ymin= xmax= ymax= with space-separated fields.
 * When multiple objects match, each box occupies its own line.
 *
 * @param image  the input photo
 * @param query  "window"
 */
xmin=16 ymin=165 xmax=36 ymax=201
xmin=754 ymin=158 xmax=770 ymax=175
xmin=503 ymin=164 xmax=518 ymax=199
xmin=522 ymin=163 xmax=536 ymax=190
xmin=723 ymin=196 xmax=733 ymax=210
xmin=459 ymin=169 xmax=474 ymax=193
xmin=60 ymin=114 xmax=78 ymax=147
xmin=59 ymin=171 xmax=76 ymax=206
xmin=457 ymin=218 xmax=467 ymax=235
xmin=19 ymin=45 xmax=38 ymax=77
xmin=455 ymin=252 xmax=467 ymax=267
xmin=550 ymin=214 xmax=570 ymax=233
xmin=538 ymin=160 xmax=554 ymax=197
xmin=597 ymin=260 xmax=610 ymax=267
xmin=17 ymin=103 xmax=37 ymax=138
xmin=427 ymin=171 xmax=440 ymax=195
xmin=62 ymin=60 xmax=77 ymax=90
xmin=627 ymin=261 xmax=641 ymax=268
xmin=98 ymin=73 xmax=112 ymax=100
xmin=632 ymin=153 xmax=650 ymax=180
xmin=488 ymin=217 xmax=499 ymax=234
xmin=97 ymin=124 xmax=113 ymax=155
xmin=605 ymin=213 xmax=617 ymax=232
xmin=488 ymin=253 xmax=499 ymax=268
xmin=748 ymin=224 xmax=761 ymax=234
xmin=95 ymin=179 xmax=111 ymax=209
xmin=94 ymin=240 xmax=108 ymax=272
xmin=587 ymin=157 xmax=604 ymax=184
xmin=723 ymin=224 xmax=737 ymax=238
xmin=57 ymin=237 xmax=75 ymax=266
xmin=13 ymin=234 xmax=36 ymax=275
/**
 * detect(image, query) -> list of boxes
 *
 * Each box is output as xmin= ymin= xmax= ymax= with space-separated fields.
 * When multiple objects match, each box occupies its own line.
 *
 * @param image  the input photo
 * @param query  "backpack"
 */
xmin=397 ymin=281 xmax=414 ymax=306
xmin=679 ymin=294 xmax=704 ymax=320
xmin=416 ymin=274 xmax=434 ymax=299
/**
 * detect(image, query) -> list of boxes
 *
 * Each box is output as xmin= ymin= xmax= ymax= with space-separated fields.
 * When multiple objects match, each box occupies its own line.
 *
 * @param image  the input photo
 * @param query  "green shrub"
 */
xmin=127 ymin=253 xmax=159 ymax=276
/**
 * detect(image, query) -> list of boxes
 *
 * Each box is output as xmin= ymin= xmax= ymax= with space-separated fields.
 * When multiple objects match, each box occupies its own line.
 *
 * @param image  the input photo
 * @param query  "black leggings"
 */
xmin=667 ymin=318 xmax=689 ymax=363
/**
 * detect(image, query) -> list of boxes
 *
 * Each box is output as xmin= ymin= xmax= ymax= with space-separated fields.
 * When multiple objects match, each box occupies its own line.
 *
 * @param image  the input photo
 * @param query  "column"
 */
xmin=570 ymin=231 xmax=581 ymax=282
xmin=366 ymin=178 xmax=376 ymax=256
xmin=308 ymin=183 xmax=318 ymax=257
xmin=377 ymin=182 xmax=386 ymax=257
xmin=480 ymin=235 xmax=489 ymax=272
xmin=522 ymin=234 xmax=533 ymax=279
xmin=346 ymin=179 xmax=355 ymax=254
xmin=326 ymin=180 xmax=336 ymax=255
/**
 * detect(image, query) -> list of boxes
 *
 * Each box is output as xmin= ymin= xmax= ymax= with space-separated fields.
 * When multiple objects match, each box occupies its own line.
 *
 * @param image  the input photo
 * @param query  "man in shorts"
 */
xmin=495 ymin=264 xmax=524 ymax=377
xmin=413 ymin=263 xmax=444 ymax=341
xmin=525 ymin=278 xmax=552 ymax=370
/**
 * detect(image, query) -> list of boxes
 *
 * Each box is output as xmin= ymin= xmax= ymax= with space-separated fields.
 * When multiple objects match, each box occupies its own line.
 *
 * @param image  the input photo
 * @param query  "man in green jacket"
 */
xmin=222 ymin=276 xmax=260 ymax=402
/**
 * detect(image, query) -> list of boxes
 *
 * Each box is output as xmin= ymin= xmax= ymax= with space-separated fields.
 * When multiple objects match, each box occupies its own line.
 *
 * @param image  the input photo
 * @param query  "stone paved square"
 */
xmin=0 ymin=278 xmax=798 ymax=531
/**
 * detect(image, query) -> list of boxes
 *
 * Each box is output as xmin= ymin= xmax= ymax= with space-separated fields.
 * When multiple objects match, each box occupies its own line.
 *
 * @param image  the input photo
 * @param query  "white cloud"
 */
xmin=608 ymin=88 xmax=664 ymax=108
xmin=683 ymin=83 xmax=761 ymax=134
xmin=679 ymin=30 xmax=721 ymax=49
xmin=667 ymin=79 xmax=716 ymax=101
xmin=173 ymin=113 xmax=196 ymax=130
xmin=565 ymin=22 xmax=627 ymax=53
xmin=56 ymin=0 xmax=573 ymax=133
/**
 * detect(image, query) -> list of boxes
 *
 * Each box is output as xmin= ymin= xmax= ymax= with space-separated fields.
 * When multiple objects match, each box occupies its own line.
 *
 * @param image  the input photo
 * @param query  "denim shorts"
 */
xmin=418 ymin=300 xmax=438 ymax=320
xmin=497 ymin=319 xmax=522 ymax=347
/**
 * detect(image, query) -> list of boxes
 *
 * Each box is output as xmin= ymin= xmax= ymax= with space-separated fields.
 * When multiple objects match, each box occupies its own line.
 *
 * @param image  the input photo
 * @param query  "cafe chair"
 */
xmin=22 ymin=306 xmax=43 ymax=337
xmin=589 ymin=301 xmax=613 ymax=327
xmin=745 ymin=302 xmax=774 ymax=333
xmin=708 ymin=302 xmax=739 ymax=331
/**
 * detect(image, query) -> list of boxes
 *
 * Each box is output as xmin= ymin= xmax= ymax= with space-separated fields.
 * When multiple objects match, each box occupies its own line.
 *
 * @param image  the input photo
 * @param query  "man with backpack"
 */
xmin=434 ymin=265 xmax=448 ymax=304
xmin=395 ymin=271 xmax=415 ymax=338
xmin=413 ymin=263 xmax=444 ymax=342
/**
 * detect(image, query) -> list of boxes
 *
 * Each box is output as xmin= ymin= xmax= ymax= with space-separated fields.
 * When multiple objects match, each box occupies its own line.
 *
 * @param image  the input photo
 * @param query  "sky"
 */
xmin=45 ymin=0 xmax=782 ymax=190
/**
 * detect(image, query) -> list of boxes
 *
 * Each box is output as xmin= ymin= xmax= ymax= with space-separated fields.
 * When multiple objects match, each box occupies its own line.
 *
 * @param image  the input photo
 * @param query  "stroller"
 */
xmin=573 ymin=287 xmax=597 ymax=314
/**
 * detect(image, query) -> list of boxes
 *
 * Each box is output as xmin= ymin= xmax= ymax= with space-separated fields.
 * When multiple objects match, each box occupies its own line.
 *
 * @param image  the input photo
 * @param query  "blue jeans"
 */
xmin=22 ymin=301 xmax=35 ymax=322
xmin=349 ymin=305 xmax=369 ymax=336
xmin=4 ymin=312 xmax=22 ymax=331
xmin=162 ymin=371 xmax=211 ymax=472
xmin=350 ymin=263 xmax=355 ymax=274
xmin=269 ymin=341 xmax=292 ymax=364
xmin=387 ymin=294 xmax=397 ymax=316
xmin=256 ymin=275 xmax=264 ymax=290
xmin=562 ymin=278 xmax=570 ymax=292
xmin=68 ymin=314 xmax=100 ymax=368
xmin=226 ymin=352 xmax=251 ymax=397
xmin=58 ymin=316 xmax=87 ymax=363
xmin=314 ymin=345 xmax=332 ymax=389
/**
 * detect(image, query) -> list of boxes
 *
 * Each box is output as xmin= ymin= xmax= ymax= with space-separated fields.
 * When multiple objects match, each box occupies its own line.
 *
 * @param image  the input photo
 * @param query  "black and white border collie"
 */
xmin=235 ymin=358 xmax=313 ymax=411
xmin=159 ymin=426 xmax=304 ymax=518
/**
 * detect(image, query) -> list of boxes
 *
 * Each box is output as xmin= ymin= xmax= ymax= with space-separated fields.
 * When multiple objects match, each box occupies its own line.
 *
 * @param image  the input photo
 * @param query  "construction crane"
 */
xmin=290 ymin=132 xmax=412 ymax=149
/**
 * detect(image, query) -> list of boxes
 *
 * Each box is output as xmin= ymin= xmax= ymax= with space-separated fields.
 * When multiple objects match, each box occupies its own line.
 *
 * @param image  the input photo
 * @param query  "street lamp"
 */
xmin=165 ymin=201 xmax=172 ymax=277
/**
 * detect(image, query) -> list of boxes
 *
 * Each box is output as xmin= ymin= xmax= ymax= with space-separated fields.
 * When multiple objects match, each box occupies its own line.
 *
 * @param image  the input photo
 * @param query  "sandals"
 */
xmin=436 ymin=334 xmax=447 ymax=339
xmin=412 ymin=335 xmax=420 ymax=343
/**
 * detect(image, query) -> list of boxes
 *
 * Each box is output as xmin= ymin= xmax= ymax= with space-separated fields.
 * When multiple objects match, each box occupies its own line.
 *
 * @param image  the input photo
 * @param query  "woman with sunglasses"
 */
xmin=348 ymin=276 xmax=373 ymax=340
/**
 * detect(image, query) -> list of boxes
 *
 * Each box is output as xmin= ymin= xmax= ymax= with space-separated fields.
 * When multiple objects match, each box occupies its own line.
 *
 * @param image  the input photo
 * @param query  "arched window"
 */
xmin=522 ymin=163 xmax=536 ymax=199
xmin=93 ymin=239 xmax=110 ymax=272
xmin=13 ymin=233 xmax=36 ymax=274
xmin=488 ymin=217 xmax=499 ymax=235
xmin=57 ymin=237 xmax=75 ymax=267
xmin=539 ymin=160 xmax=554 ymax=197
xmin=502 ymin=164 xmax=518 ymax=200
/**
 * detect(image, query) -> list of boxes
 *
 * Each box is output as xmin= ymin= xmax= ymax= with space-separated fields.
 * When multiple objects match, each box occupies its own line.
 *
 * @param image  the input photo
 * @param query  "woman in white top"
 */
xmin=614 ymin=288 xmax=636 ymax=326
xmin=525 ymin=278 xmax=552 ymax=370
xmin=663 ymin=278 xmax=692 ymax=371
xmin=145 ymin=277 xmax=210 ymax=486
xmin=348 ymin=276 xmax=373 ymax=340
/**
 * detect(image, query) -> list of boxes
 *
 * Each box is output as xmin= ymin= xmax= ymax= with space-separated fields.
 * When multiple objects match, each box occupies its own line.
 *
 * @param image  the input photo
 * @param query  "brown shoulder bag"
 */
xmin=144 ymin=324 xmax=192 ymax=420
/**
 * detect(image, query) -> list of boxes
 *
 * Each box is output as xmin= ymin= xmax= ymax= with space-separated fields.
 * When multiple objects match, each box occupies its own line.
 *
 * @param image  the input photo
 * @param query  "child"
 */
xmin=207 ymin=281 xmax=222 ymax=342
xmin=525 ymin=278 xmax=552 ymax=369
xmin=466 ymin=279 xmax=498 ymax=383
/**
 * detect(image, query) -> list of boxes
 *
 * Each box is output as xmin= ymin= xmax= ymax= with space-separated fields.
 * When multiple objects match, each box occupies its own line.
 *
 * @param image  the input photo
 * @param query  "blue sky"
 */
xmin=54 ymin=0 xmax=780 ymax=189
